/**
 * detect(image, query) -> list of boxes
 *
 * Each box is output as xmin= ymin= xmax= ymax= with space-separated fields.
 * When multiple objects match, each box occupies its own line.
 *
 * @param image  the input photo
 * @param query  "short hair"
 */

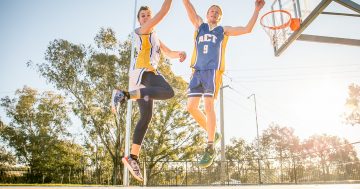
xmin=137 ymin=6 xmax=151 ymax=20
xmin=207 ymin=4 xmax=223 ymax=17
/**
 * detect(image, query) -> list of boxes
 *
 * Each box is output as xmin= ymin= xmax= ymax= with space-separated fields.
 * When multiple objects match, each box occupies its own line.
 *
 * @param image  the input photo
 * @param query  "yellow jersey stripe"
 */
xmin=135 ymin=34 xmax=155 ymax=71
xmin=218 ymin=35 xmax=229 ymax=72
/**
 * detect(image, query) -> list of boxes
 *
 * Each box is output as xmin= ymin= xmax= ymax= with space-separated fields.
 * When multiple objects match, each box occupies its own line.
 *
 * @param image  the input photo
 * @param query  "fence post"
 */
xmin=198 ymin=163 xmax=201 ymax=184
xmin=258 ymin=158 xmax=261 ymax=184
xmin=185 ymin=161 xmax=188 ymax=186
xmin=294 ymin=158 xmax=297 ymax=184
xmin=81 ymin=157 xmax=84 ymax=184
xmin=69 ymin=167 xmax=71 ymax=184
xmin=227 ymin=161 xmax=230 ymax=185
xmin=175 ymin=167 xmax=178 ymax=186
xmin=237 ymin=160 xmax=241 ymax=183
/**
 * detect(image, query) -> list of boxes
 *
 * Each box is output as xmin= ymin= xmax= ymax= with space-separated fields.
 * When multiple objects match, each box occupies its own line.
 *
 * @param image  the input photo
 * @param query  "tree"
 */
xmin=225 ymin=138 xmax=257 ymax=183
xmin=0 ymin=119 xmax=16 ymax=167
xmin=345 ymin=83 xmax=360 ymax=126
xmin=302 ymin=134 xmax=358 ymax=180
xmin=0 ymin=86 xmax=84 ymax=183
xmin=31 ymin=28 xmax=201 ymax=185
xmin=30 ymin=28 xmax=127 ymax=184
xmin=140 ymin=61 xmax=203 ymax=184
xmin=0 ymin=145 xmax=16 ymax=167
xmin=261 ymin=123 xmax=300 ymax=182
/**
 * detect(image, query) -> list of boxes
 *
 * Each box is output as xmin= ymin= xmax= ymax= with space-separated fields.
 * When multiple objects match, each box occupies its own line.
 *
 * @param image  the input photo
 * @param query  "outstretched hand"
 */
xmin=111 ymin=107 xmax=116 ymax=114
xmin=255 ymin=0 xmax=265 ymax=11
xmin=179 ymin=51 xmax=187 ymax=62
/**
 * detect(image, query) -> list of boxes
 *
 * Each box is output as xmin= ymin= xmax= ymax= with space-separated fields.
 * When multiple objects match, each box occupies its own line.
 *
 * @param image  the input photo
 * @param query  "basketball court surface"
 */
xmin=2 ymin=184 xmax=360 ymax=189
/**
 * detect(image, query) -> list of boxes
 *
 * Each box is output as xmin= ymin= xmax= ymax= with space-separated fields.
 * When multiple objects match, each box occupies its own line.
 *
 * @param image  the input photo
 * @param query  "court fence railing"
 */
xmin=1 ymin=157 xmax=360 ymax=186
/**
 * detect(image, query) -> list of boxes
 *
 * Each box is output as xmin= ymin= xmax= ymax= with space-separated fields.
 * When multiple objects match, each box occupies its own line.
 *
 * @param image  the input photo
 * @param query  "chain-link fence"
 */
xmin=1 ymin=157 xmax=359 ymax=186
xmin=141 ymin=159 xmax=360 ymax=186
xmin=2 ymin=141 xmax=359 ymax=185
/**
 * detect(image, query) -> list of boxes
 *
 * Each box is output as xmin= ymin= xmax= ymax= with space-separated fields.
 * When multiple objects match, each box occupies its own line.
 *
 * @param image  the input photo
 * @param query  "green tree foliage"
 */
xmin=141 ymin=60 xmax=204 ymax=184
xmin=31 ymin=28 xmax=201 ymax=185
xmin=83 ymin=139 xmax=113 ymax=184
xmin=303 ymin=134 xmax=359 ymax=177
xmin=0 ymin=146 xmax=15 ymax=167
xmin=0 ymin=119 xmax=16 ymax=167
xmin=345 ymin=83 xmax=360 ymax=126
xmin=262 ymin=124 xmax=300 ymax=158
xmin=0 ymin=86 xmax=84 ymax=182
xmin=31 ymin=28 xmax=128 ymax=184
xmin=261 ymin=123 xmax=300 ymax=182
xmin=94 ymin=28 xmax=117 ymax=51
xmin=225 ymin=138 xmax=257 ymax=183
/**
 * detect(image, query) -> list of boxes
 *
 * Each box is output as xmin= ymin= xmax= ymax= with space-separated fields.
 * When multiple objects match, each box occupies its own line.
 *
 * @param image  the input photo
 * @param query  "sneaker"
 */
xmin=198 ymin=147 xmax=216 ymax=168
xmin=111 ymin=89 xmax=129 ymax=113
xmin=214 ymin=132 xmax=222 ymax=145
xmin=122 ymin=156 xmax=144 ymax=182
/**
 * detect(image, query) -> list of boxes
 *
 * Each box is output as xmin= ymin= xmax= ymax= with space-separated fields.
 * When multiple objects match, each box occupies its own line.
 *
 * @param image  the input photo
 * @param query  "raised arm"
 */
xmin=160 ymin=41 xmax=186 ymax=63
xmin=182 ymin=0 xmax=203 ymax=29
xmin=224 ymin=0 xmax=265 ymax=36
xmin=139 ymin=0 xmax=172 ymax=34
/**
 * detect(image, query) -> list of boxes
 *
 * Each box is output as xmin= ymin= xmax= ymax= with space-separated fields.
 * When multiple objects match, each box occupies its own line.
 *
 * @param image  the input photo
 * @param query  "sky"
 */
xmin=1 ymin=0 xmax=360 ymax=148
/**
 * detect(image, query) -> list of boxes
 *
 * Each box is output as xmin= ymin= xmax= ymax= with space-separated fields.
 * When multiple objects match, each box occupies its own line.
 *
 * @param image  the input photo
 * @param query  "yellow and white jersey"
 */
xmin=129 ymin=29 xmax=162 ymax=91
xmin=133 ymin=30 xmax=161 ymax=71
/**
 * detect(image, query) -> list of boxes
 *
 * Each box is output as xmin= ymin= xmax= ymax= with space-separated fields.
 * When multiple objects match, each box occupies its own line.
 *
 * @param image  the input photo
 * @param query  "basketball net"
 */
xmin=260 ymin=10 xmax=301 ymax=48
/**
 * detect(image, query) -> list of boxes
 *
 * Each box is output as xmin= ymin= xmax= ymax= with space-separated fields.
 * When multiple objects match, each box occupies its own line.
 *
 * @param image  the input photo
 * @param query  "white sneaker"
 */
xmin=111 ymin=89 xmax=129 ymax=113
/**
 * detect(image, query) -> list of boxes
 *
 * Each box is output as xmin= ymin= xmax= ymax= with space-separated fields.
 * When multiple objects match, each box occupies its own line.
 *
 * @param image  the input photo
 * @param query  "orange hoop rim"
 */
xmin=260 ymin=10 xmax=292 ymax=30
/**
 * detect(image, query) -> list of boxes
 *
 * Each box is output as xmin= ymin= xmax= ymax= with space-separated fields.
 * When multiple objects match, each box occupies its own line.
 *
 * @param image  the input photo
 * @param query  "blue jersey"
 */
xmin=190 ymin=23 xmax=229 ymax=71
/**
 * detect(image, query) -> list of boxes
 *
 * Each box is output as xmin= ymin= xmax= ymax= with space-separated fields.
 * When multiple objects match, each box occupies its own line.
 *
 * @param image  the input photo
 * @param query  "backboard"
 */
xmin=272 ymin=0 xmax=323 ymax=20
xmin=266 ymin=0 xmax=360 ymax=57
xmin=269 ymin=0 xmax=323 ymax=56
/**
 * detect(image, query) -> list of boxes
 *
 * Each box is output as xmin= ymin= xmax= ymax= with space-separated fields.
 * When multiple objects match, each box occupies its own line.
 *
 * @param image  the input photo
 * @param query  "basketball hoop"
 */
xmin=260 ymin=10 xmax=301 ymax=46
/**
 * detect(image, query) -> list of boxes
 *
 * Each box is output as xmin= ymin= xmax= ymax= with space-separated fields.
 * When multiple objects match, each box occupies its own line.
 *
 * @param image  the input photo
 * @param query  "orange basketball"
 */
xmin=290 ymin=18 xmax=301 ymax=31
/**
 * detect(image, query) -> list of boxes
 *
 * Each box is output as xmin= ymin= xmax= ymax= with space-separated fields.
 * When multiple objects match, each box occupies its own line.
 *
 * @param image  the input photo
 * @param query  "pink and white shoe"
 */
xmin=122 ymin=156 xmax=143 ymax=182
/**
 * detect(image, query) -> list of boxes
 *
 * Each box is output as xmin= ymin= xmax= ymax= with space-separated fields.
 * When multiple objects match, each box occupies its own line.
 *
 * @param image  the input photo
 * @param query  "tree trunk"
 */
xmin=112 ymin=156 xmax=118 ymax=185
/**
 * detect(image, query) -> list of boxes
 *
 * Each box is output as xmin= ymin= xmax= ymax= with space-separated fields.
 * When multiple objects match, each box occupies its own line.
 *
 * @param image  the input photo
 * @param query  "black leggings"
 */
xmin=133 ymin=72 xmax=174 ymax=145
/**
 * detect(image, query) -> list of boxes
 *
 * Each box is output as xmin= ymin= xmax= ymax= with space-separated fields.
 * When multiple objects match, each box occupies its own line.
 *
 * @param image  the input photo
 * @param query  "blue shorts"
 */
xmin=188 ymin=69 xmax=222 ymax=98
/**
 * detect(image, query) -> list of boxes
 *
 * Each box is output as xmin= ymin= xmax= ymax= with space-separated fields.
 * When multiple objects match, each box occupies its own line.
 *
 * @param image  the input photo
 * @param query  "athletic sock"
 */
xmin=129 ymin=90 xmax=140 ymax=99
xmin=207 ymin=141 xmax=214 ymax=149
xmin=130 ymin=154 xmax=138 ymax=160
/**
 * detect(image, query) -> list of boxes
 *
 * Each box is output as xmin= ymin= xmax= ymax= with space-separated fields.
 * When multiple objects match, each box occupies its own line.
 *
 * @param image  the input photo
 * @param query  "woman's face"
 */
xmin=138 ymin=9 xmax=152 ymax=26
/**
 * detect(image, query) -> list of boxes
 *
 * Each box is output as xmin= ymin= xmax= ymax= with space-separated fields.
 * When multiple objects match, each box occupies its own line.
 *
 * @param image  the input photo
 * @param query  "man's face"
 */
xmin=206 ymin=6 xmax=222 ymax=24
